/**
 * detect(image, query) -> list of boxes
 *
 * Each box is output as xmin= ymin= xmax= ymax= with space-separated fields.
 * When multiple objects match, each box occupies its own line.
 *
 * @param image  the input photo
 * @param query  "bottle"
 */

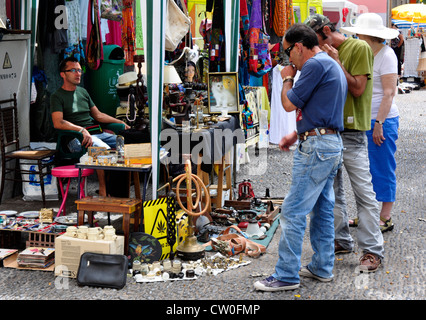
xmin=116 ymin=135 xmax=125 ymax=163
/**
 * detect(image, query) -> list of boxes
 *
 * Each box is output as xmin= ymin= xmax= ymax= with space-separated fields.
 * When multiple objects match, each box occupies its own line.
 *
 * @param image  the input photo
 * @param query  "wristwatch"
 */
xmin=375 ymin=120 xmax=384 ymax=125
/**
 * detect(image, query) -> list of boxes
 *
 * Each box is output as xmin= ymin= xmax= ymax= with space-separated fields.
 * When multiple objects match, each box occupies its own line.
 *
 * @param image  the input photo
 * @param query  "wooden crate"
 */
xmin=26 ymin=232 xmax=57 ymax=248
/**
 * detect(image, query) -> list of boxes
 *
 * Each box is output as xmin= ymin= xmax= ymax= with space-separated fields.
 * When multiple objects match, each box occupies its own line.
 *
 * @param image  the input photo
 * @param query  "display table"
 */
xmin=160 ymin=116 xmax=244 ymax=209
xmin=160 ymin=115 xmax=244 ymax=174
xmin=75 ymin=162 xmax=152 ymax=230
xmin=75 ymin=163 xmax=151 ymax=203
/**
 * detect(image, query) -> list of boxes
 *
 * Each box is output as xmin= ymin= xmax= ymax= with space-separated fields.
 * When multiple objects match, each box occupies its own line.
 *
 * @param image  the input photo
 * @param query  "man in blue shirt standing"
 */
xmin=254 ymin=23 xmax=347 ymax=291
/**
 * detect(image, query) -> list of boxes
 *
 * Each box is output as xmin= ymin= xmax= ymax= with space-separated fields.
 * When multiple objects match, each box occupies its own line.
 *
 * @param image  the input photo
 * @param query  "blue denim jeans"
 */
xmin=273 ymin=132 xmax=343 ymax=283
xmin=92 ymin=132 xmax=117 ymax=149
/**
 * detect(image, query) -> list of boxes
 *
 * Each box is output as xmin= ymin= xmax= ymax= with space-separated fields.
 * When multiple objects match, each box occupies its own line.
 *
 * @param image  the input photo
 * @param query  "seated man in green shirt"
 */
xmin=51 ymin=57 xmax=130 ymax=197
xmin=50 ymin=57 xmax=129 ymax=150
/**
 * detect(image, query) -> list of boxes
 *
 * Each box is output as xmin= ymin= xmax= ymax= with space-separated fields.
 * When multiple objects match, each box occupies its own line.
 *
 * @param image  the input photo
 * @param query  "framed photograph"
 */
xmin=207 ymin=72 xmax=240 ymax=114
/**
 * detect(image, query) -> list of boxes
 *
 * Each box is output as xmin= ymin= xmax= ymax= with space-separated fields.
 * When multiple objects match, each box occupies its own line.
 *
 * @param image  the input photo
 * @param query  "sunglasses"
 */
xmin=284 ymin=41 xmax=303 ymax=57
xmin=64 ymin=68 xmax=82 ymax=74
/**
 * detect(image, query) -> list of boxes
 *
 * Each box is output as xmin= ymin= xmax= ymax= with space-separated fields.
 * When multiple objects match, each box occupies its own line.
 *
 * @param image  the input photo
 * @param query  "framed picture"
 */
xmin=207 ymin=72 xmax=239 ymax=114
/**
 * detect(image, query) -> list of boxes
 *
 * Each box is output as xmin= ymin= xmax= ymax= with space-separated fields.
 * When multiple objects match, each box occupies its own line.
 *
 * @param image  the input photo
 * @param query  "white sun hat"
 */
xmin=116 ymin=71 xmax=138 ymax=89
xmin=340 ymin=13 xmax=400 ymax=39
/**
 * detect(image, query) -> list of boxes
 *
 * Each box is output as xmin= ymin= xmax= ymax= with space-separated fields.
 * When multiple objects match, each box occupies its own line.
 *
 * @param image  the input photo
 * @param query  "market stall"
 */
xmin=0 ymin=0 xmax=299 ymax=288
xmin=392 ymin=3 xmax=426 ymax=84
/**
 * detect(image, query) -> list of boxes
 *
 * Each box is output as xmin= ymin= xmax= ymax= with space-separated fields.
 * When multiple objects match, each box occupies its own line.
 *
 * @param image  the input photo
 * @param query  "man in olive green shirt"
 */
xmin=306 ymin=14 xmax=384 ymax=272
xmin=51 ymin=57 xmax=129 ymax=197
xmin=50 ymin=57 xmax=129 ymax=149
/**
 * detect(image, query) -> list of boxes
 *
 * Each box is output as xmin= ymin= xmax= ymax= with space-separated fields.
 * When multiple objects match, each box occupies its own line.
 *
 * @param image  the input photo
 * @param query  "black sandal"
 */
xmin=380 ymin=217 xmax=394 ymax=233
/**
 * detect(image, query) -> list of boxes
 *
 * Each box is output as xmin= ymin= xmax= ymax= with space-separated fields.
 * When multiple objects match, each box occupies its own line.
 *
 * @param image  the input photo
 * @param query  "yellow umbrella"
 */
xmin=392 ymin=3 xmax=426 ymax=23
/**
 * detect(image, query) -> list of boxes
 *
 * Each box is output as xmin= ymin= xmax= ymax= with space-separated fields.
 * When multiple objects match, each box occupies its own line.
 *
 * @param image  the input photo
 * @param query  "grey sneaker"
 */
xmin=254 ymin=276 xmax=299 ymax=292
xmin=299 ymin=266 xmax=333 ymax=282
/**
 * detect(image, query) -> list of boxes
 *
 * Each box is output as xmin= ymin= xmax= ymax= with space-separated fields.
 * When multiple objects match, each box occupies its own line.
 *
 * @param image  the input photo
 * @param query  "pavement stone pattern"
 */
xmin=0 ymin=89 xmax=424 ymax=301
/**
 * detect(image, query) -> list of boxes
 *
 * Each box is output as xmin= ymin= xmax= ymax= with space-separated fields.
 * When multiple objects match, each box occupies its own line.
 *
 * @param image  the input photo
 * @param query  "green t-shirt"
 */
xmin=50 ymin=86 xmax=95 ymax=128
xmin=337 ymin=37 xmax=373 ymax=131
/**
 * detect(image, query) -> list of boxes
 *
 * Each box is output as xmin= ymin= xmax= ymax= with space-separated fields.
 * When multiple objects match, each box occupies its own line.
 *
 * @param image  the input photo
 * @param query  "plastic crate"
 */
xmin=26 ymin=232 xmax=57 ymax=248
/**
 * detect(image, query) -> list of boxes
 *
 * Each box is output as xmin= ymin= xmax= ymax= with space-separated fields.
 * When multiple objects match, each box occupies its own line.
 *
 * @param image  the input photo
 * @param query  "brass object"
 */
xmin=175 ymin=154 xmax=211 ymax=260
xmin=39 ymin=208 xmax=53 ymax=223
xmin=203 ymin=115 xmax=211 ymax=124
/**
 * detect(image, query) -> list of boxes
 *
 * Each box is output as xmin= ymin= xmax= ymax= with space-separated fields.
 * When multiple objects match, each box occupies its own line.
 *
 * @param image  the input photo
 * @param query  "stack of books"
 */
xmin=17 ymin=247 xmax=55 ymax=268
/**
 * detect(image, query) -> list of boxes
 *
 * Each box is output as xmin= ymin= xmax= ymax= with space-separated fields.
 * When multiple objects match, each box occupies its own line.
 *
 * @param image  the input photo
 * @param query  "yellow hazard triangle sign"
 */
xmin=3 ymin=52 xmax=12 ymax=69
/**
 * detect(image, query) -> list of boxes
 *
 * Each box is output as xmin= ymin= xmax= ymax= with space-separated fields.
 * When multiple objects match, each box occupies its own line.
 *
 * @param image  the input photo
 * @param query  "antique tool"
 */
xmin=256 ymin=201 xmax=280 ymax=225
xmin=235 ymin=210 xmax=258 ymax=224
xmin=223 ymin=200 xmax=251 ymax=210
xmin=175 ymin=155 xmax=211 ymax=260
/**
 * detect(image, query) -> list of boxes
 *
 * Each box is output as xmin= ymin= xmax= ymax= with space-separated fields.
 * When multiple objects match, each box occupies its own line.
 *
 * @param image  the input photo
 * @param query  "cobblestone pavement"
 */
xmin=0 ymin=89 xmax=424 ymax=307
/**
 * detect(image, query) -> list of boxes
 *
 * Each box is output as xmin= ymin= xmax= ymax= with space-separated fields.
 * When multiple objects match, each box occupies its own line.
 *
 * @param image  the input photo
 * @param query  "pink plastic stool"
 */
xmin=52 ymin=165 xmax=94 ymax=217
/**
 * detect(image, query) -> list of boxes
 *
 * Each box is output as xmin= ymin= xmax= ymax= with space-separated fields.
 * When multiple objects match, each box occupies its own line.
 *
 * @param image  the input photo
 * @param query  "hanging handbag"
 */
xmin=86 ymin=0 xmax=104 ymax=70
xmin=165 ymin=0 xmax=191 ymax=52
xmin=248 ymin=0 xmax=272 ymax=77
xmin=76 ymin=252 xmax=128 ymax=289
xmin=101 ymin=0 xmax=123 ymax=22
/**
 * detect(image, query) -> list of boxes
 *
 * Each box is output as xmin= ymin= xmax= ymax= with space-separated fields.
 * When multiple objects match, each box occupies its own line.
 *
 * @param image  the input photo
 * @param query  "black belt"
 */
xmin=299 ymin=128 xmax=336 ymax=141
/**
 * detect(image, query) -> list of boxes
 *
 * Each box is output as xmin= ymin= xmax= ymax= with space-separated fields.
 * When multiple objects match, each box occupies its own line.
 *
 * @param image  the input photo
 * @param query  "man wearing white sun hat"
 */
xmin=340 ymin=14 xmax=400 ymax=235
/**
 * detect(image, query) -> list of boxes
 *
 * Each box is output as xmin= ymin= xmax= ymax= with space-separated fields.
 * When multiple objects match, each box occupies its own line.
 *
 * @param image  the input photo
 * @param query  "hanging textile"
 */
xmin=273 ymin=0 xmax=285 ymax=37
xmin=121 ymin=0 xmax=136 ymax=66
xmin=207 ymin=0 xmax=226 ymax=72
xmin=80 ymin=0 xmax=109 ymax=42
xmin=240 ymin=0 xmax=250 ymax=37
xmin=65 ymin=0 xmax=82 ymax=46
xmin=37 ymin=0 xmax=68 ymax=54
xmin=285 ymin=0 xmax=294 ymax=32
xmin=63 ymin=1 xmax=86 ymax=69
xmin=100 ymin=0 xmax=123 ymax=21
xmin=238 ymin=0 xmax=250 ymax=86
xmin=269 ymin=65 xmax=296 ymax=144
xmin=86 ymin=0 xmax=104 ymax=70
xmin=135 ymin=0 xmax=144 ymax=55
xmin=105 ymin=20 xmax=123 ymax=46
xmin=248 ymin=0 xmax=272 ymax=77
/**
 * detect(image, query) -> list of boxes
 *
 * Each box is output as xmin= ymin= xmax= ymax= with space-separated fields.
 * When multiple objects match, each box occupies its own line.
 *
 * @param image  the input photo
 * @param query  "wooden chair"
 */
xmin=0 ymin=94 xmax=56 ymax=206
